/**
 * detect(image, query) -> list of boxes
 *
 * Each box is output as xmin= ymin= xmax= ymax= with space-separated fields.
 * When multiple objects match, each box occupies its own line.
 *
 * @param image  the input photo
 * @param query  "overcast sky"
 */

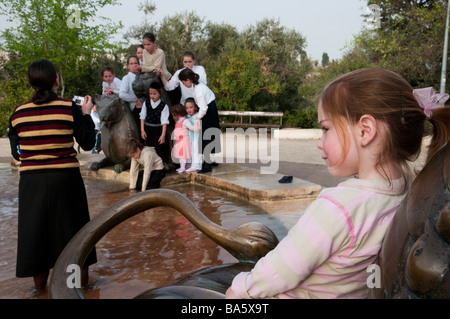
xmin=99 ymin=0 xmax=369 ymax=62
xmin=0 ymin=0 xmax=369 ymax=62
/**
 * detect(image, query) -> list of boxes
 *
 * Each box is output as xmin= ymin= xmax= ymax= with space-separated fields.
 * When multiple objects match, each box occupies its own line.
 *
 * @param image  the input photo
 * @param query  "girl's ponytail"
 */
xmin=427 ymin=107 xmax=450 ymax=162
xmin=413 ymin=87 xmax=450 ymax=162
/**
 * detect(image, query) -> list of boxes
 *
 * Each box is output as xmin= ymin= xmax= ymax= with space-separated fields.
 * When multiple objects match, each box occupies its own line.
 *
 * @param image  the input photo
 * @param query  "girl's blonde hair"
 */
xmin=320 ymin=68 xmax=450 ymax=184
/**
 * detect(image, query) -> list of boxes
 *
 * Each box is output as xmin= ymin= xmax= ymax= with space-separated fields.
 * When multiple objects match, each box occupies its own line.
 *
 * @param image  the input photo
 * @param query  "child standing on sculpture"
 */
xmin=138 ymin=32 xmax=172 ymax=80
xmin=226 ymin=68 xmax=450 ymax=299
xmin=119 ymin=56 xmax=143 ymax=128
xmin=184 ymin=98 xmax=202 ymax=172
xmin=101 ymin=66 xmax=122 ymax=96
xmin=140 ymin=81 xmax=171 ymax=167
xmin=170 ymin=104 xmax=192 ymax=174
xmin=126 ymin=138 xmax=165 ymax=191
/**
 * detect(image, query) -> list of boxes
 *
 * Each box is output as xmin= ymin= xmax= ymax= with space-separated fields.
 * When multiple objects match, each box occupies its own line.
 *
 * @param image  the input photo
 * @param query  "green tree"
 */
xmin=207 ymin=46 xmax=281 ymax=111
xmin=157 ymin=11 xmax=205 ymax=73
xmin=0 ymin=0 xmax=123 ymax=97
xmin=123 ymin=0 xmax=157 ymax=43
xmin=199 ymin=22 xmax=240 ymax=59
xmin=322 ymin=52 xmax=330 ymax=66
xmin=359 ymin=0 xmax=447 ymax=88
xmin=240 ymin=19 xmax=312 ymax=113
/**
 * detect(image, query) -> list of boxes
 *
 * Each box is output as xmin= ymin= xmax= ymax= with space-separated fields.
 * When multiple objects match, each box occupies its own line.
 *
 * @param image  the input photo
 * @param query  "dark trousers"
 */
xmin=136 ymin=169 xmax=166 ymax=190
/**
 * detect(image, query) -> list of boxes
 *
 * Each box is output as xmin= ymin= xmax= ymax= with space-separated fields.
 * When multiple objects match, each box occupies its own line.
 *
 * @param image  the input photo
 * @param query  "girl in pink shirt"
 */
xmin=226 ymin=68 xmax=450 ymax=299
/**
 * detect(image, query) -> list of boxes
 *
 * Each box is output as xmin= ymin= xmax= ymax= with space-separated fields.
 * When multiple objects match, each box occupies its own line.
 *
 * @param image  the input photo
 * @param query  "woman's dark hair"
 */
xmin=27 ymin=59 xmax=58 ymax=105
xmin=179 ymin=68 xmax=200 ymax=85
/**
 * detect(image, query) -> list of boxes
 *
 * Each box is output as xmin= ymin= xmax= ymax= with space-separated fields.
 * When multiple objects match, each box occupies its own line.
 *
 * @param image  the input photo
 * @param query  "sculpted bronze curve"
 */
xmin=49 ymin=189 xmax=279 ymax=299
xmin=90 ymin=94 xmax=140 ymax=173
xmin=369 ymin=142 xmax=450 ymax=299
xmin=51 ymin=141 xmax=449 ymax=299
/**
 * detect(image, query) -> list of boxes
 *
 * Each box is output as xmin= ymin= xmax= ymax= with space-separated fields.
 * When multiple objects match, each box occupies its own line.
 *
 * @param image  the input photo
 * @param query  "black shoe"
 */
xmin=210 ymin=162 xmax=219 ymax=167
xmin=198 ymin=162 xmax=212 ymax=174
xmin=279 ymin=176 xmax=293 ymax=184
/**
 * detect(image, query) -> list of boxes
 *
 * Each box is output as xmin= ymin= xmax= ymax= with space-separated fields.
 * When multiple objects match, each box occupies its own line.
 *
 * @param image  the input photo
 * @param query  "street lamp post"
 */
xmin=441 ymin=0 xmax=450 ymax=94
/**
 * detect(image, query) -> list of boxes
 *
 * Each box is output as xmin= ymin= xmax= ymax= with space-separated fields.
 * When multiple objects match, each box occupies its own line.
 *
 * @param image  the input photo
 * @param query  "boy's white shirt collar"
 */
xmin=150 ymin=99 xmax=161 ymax=109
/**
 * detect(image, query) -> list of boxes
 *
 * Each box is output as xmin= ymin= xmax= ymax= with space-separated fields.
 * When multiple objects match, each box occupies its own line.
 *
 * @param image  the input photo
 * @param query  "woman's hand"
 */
xmin=81 ymin=95 xmax=93 ymax=115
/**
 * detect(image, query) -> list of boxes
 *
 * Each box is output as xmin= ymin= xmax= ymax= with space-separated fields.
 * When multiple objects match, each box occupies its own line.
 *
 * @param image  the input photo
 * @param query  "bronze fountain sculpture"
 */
xmin=89 ymin=94 xmax=140 ymax=173
xmin=369 ymin=142 xmax=450 ymax=299
xmin=49 ymin=190 xmax=279 ymax=299
xmin=50 ymin=141 xmax=450 ymax=299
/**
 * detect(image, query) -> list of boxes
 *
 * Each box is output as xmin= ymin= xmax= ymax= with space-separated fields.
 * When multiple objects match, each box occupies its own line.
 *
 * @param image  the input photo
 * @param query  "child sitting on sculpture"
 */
xmin=119 ymin=56 xmax=143 ymax=128
xmin=101 ymin=66 xmax=122 ymax=96
xmin=126 ymin=138 xmax=165 ymax=192
xmin=225 ymin=68 xmax=450 ymax=299
xmin=138 ymin=32 xmax=172 ymax=81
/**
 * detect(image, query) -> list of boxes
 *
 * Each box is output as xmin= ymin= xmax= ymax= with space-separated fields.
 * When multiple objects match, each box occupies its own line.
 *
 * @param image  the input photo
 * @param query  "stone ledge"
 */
xmin=80 ymin=163 xmax=321 ymax=202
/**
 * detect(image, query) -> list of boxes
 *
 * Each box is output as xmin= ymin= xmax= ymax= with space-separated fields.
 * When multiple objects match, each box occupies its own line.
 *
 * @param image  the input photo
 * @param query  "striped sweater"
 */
xmin=9 ymin=98 xmax=95 ymax=172
xmin=231 ymin=178 xmax=406 ymax=299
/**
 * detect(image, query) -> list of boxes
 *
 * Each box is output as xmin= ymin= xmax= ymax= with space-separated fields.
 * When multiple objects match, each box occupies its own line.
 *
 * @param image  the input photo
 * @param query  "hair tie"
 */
xmin=413 ymin=87 xmax=449 ymax=120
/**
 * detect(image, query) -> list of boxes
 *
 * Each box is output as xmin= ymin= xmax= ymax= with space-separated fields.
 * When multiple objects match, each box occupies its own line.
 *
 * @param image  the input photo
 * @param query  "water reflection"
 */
xmin=0 ymin=165 xmax=309 ymax=299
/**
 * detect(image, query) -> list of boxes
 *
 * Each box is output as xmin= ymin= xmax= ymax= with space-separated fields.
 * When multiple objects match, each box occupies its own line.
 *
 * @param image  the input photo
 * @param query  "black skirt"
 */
xmin=200 ymin=100 xmax=222 ymax=154
xmin=16 ymin=168 xmax=97 ymax=278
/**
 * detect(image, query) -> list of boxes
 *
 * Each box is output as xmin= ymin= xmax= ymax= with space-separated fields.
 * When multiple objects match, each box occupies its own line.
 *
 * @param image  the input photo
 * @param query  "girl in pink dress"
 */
xmin=171 ymin=104 xmax=192 ymax=174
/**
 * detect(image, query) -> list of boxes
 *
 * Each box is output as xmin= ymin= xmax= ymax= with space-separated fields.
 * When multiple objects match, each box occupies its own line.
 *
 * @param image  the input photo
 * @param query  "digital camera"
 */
xmin=73 ymin=96 xmax=85 ymax=107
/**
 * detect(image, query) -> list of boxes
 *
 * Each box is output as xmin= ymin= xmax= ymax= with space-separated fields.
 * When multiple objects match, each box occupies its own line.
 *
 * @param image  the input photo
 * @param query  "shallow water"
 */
xmin=0 ymin=164 xmax=310 ymax=299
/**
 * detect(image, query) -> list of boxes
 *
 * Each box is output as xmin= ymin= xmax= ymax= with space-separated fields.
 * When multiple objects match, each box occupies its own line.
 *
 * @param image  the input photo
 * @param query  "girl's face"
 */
xmin=317 ymin=102 xmax=359 ymax=178
xmin=183 ymin=56 xmax=195 ymax=69
xmin=172 ymin=113 xmax=180 ymax=122
xmin=127 ymin=58 xmax=140 ymax=74
xmin=181 ymin=79 xmax=193 ymax=88
xmin=102 ymin=71 xmax=115 ymax=84
xmin=185 ymin=102 xmax=197 ymax=116
xmin=136 ymin=47 xmax=144 ymax=61
xmin=149 ymin=88 xmax=161 ymax=102
xmin=143 ymin=38 xmax=156 ymax=54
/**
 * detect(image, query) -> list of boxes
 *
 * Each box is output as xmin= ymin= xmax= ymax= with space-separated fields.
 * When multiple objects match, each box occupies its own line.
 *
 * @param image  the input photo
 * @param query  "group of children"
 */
xmin=12 ymin=38 xmax=450 ymax=297
xmin=96 ymin=32 xmax=220 ymax=192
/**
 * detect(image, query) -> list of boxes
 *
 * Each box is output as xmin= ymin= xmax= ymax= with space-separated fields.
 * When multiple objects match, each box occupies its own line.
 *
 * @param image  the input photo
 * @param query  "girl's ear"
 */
xmin=358 ymin=115 xmax=378 ymax=147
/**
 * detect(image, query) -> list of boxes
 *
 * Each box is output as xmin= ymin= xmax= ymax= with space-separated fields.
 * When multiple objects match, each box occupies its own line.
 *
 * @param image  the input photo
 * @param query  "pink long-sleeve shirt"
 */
xmin=231 ymin=177 xmax=406 ymax=299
